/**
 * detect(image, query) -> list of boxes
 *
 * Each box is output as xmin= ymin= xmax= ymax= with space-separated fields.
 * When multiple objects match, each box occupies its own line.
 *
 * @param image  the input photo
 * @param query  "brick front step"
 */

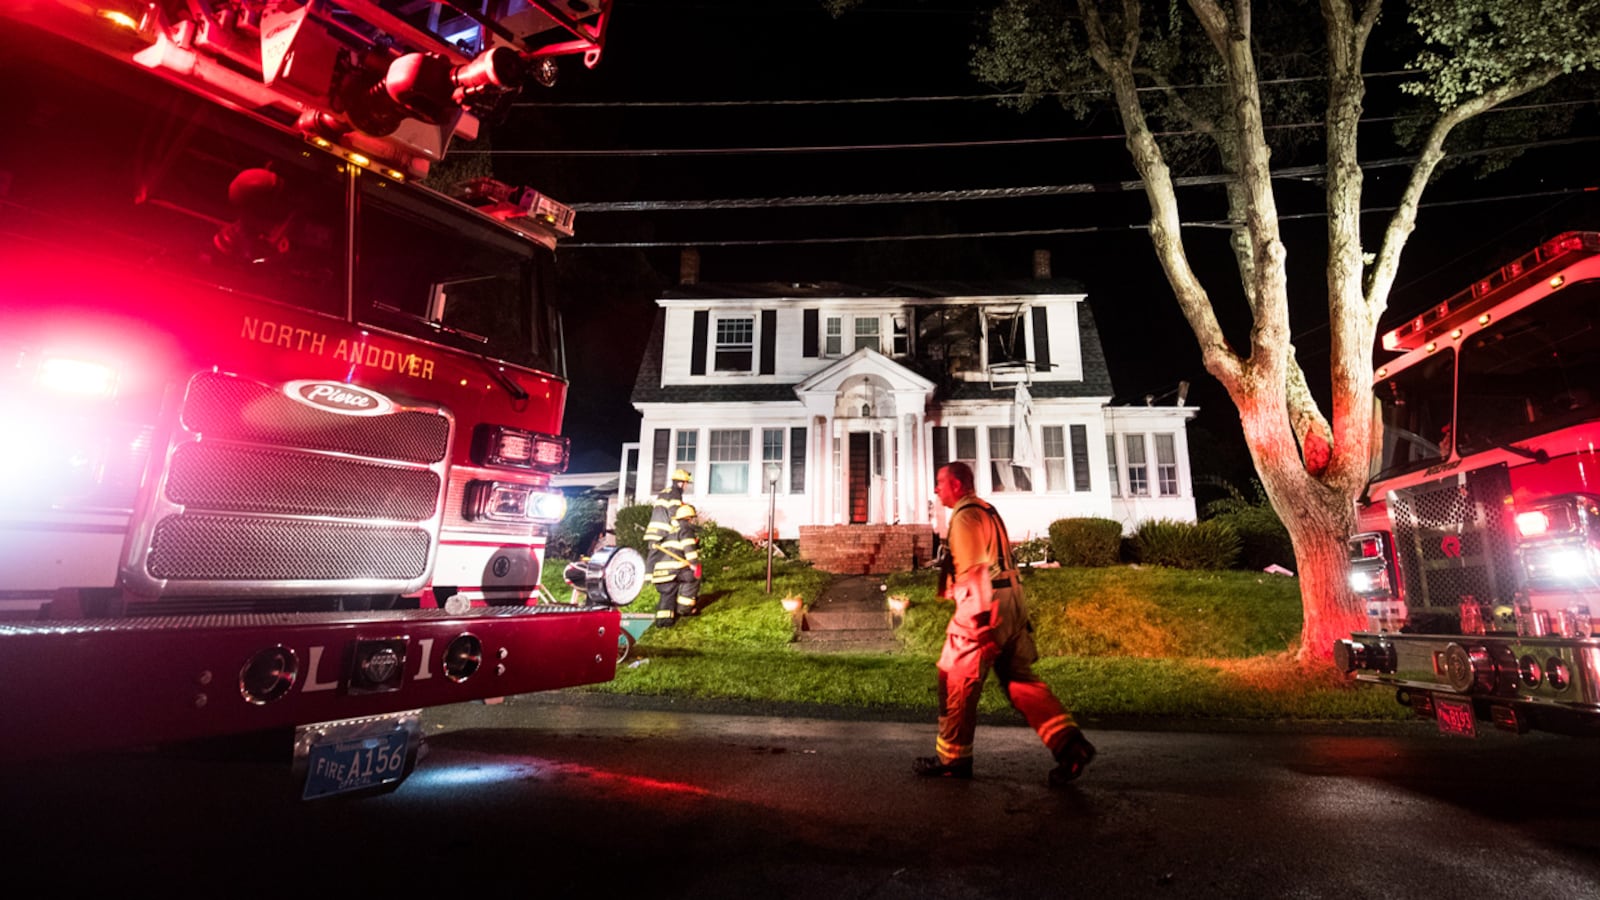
xmin=799 ymin=525 xmax=935 ymax=575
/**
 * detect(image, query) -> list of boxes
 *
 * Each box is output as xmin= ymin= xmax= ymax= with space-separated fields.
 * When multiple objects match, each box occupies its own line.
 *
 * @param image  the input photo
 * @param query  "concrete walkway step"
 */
xmin=802 ymin=610 xmax=893 ymax=631
xmin=794 ymin=636 xmax=901 ymax=654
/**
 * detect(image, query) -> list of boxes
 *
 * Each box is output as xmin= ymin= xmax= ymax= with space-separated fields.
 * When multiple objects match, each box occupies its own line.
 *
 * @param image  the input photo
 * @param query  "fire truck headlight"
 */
xmin=1346 ymin=532 xmax=1397 ymax=599
xmin=1521 ymin=541 xmax=1600 ymax=588
xmin=467 ymin=481 xmax=566 ymax=524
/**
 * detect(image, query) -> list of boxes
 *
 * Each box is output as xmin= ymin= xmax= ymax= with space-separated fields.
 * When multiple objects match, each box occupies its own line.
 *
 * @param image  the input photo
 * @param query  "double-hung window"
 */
xmin=824 ymin=315 xmax=843 ymax=357
xmin=674 ymin=430 xmax=697 ymax=491
xmin=708 ymin=429 xmax=750 ymax=494
xmin=714 ymin=316 xmax=754 ymax=372
xmin=854 ymin=316 xmax=881 ymax=352
xmin=1125 ymin=433 xmax=1149 ymax=497
xmin=989 ymin=427 xmax=1032 ymax=492
xmin=1042 ymin=426 xmax=1067 ymax=491
xmin=1156 ymin=433 xmax=1179 ymax=496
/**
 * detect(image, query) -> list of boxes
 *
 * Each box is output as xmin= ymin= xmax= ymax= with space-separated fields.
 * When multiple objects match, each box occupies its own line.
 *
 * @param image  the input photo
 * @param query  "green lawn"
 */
xmin=544 ymin=556 xmax=1405 ymax=725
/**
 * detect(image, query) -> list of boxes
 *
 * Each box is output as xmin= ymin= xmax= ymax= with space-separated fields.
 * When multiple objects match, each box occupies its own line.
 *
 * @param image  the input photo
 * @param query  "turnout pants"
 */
xmin=654 ymin=568 xmax=700 ymax=620
xmin=935 ymin=585 xmax=1077 ymax=764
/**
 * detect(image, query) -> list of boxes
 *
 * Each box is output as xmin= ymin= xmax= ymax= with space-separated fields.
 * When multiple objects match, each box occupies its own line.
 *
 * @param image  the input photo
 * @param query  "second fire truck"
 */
xmin=1335 ymin=231 xmax=1600 ymax=737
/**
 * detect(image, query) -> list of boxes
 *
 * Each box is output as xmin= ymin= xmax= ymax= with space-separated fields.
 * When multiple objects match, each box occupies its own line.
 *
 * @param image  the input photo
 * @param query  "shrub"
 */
xmin=547 ymin=495 xmax=606 ymax=561
xmin=1048 ymin=517 xmax=1124 ymax=567
xmin=1201 ymin=479 xmax=1295 ymax=571
xmin=1012 ymin=536 xmax=1052 ymax=567
xmin=697 ymin=521 xmax=762 ymax=565
xmin=613 ymin=503 xmax=652 ymax=553
xmin=1132 ymin=518 xmax=1240 ymax=570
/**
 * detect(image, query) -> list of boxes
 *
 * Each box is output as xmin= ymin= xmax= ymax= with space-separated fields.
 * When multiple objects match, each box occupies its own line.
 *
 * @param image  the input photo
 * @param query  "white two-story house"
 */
xmin=625 ymin=253 xmax=1197 ymax=561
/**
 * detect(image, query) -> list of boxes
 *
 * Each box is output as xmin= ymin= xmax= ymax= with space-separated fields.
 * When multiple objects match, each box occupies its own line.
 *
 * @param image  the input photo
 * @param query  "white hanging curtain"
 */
xmin=1012 ymin=382 xmax=1038 ymax=470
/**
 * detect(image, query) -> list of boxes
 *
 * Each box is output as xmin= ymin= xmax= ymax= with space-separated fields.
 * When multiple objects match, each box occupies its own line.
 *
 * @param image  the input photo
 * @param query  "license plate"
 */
xmin=296 ymin=712 xmax=420 ymax=800
xmin=1435 ymin=696 xmax=1477 ymax=738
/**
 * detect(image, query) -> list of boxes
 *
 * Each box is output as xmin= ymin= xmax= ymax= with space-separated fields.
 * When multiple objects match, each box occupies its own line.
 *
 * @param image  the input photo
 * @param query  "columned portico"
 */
xmin=794 ymin=349 xmax=935 ymax=527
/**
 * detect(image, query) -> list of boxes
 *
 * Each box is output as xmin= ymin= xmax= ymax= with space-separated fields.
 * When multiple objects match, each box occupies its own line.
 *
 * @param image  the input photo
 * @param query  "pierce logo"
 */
xmin=283 ymin=380 xmax=394 ymax=417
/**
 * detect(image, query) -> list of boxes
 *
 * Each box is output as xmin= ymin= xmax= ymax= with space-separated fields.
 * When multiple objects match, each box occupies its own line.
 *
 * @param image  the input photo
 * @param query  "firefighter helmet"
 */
xmin=671 ymin=468 xmax=693 ymax=483
xmin=673 ymin=504 xmax=698 ymax=521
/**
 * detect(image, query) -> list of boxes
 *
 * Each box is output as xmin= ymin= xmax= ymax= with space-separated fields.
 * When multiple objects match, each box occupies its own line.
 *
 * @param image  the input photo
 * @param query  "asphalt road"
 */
xmin=5 ymin=695 xmax=1600 ymax=898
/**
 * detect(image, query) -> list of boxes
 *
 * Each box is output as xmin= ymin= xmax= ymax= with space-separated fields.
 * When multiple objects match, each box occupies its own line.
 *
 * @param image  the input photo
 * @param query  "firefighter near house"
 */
xmin=0 ymin=0 xmax=644 ymax=799
xmin=1334 ymin=232 xmax=1600 ymax=738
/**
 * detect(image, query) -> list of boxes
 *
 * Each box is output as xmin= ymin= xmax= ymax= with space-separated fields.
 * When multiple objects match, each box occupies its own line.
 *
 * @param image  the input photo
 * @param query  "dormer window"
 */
xmin=714 ymin=315 xmax=754 ymax=372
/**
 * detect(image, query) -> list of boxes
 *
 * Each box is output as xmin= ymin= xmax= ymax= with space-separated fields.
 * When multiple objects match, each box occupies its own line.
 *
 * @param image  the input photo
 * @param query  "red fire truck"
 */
xmin=1335 ymin=231 xmax=1600 ymax=737
xmin=0 ymin=0 xmax=644 ymax=798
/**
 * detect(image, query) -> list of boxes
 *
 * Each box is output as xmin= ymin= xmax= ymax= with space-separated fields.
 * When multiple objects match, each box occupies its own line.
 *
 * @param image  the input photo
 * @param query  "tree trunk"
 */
xmin=1233 ymin=386 xmax=1366 ymax=663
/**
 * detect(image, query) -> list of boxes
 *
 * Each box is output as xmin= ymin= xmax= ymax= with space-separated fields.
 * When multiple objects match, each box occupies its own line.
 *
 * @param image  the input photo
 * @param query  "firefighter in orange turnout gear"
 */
xmin=915 ymin=462 xmax=1096 ymax=785
xmin=650 ymin=503 xmax=701 ymax=626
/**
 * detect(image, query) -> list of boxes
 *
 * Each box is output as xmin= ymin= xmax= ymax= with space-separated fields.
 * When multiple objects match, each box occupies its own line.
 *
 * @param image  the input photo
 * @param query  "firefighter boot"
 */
xmin=912 ymin=756 xmax=973 ymax=779
xmin=1048 ymin=729 xmax=1096 ymax=788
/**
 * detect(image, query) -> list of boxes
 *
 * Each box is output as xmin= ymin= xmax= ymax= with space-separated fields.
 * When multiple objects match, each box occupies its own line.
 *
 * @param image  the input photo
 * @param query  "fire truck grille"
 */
xmin=182 ymin=371 xmax=450 ymax=463
xmin=167 ymin=443 xmax=440 ymax=521
xmin=1389 ymin=464 xmax=1517 ymax=610
xmin=148 ymin=516 xmax=430 ymax=581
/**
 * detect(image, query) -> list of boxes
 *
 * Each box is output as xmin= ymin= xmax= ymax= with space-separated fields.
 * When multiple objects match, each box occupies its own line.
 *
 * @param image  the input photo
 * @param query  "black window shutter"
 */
xmin=802 ymin=309 xmax=819 ymax=358
xmin=931 ymin=426 xmax=949 ymax=471
xmin=760 ymin=309 xmax=777 ymax=374
xmin=1070 ymin=424 xmax=1090 ymax=491
xmin=1032 ymin=306 xmax=1052 ymax=372
xmin=690 ymin=311 xmax=709 ymax=376
xmin=650 ymin=429 xmax=670 ymax=492
xmin=789 ymin=426 xmax=806 ymax=493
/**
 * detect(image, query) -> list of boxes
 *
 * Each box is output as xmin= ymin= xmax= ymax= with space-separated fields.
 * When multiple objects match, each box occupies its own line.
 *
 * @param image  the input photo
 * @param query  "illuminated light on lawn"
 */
xmin=886 ymin=595 xmax=909 ymax=613
xmin=780 ymin=596 xmax=803 ymax=613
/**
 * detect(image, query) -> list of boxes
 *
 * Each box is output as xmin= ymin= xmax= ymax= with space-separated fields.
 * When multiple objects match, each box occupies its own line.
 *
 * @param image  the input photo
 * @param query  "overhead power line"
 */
xmin=462 ymin=98 xmax=1597 ymax=157
xmin=513 ymin=71 xmax=1415 ymax=108
xmin=561 ymin=186 xmax=1595 ymax=248
xmin=565 ymin=136 xmax=1600 ymax=213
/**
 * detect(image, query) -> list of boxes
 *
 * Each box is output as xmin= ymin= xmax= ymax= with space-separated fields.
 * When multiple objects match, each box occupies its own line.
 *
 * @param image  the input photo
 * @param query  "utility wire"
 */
xmin=512 ymin=71 xmax=1415 ymax=107
xmin=463 ymin=98 xmax=1598 ymax=157
xmin=562 ymin=185 xmax=1595 ymax=248
xmin=565 ymin=136 xmax=1600 ymax=213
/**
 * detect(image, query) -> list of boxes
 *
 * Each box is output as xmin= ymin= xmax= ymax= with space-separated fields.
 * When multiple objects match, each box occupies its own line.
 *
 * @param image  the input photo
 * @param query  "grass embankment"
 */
xmin=543 ymin=557 xmax=1405 ymax=725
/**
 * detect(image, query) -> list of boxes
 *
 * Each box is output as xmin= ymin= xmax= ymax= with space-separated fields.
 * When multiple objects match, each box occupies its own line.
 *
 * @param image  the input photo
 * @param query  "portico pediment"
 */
xmin=793 ymin=347 xmax=935 ymax=400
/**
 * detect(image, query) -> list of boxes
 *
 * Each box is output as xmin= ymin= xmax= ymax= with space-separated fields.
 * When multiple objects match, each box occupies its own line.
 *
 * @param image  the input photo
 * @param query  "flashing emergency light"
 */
xmin=1381 ymin=231 xmax=1599 ymax=352
xmin=37 ymin=357 xmax=117 ymax=397
xmin=476 ymin=425 xmax=569 ymax=472
xmin=1516 ymin=510 xmax=1552 ymax=537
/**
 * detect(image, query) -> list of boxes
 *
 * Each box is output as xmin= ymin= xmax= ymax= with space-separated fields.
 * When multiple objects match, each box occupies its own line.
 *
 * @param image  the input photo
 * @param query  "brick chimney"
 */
xmin=679 ymin=247 xmax=700 ymax=285
xmin=1033 ymin=249 xmax=1052 ymax=279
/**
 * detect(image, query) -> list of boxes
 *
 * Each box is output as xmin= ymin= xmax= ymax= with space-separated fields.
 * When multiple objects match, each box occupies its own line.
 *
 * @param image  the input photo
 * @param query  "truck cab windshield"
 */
xmin=1372 ymin=350 xmax=1455 ymax=480
xmin=1455 ymin=282 xmax=1600 ymax=455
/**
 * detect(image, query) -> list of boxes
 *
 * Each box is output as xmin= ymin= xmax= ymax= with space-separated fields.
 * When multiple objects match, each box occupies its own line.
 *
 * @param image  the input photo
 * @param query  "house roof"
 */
xmin=661 ymin=278 xmax=1087 ymax=301
xmin=630 ymin=285 xmax=1117 ymax=406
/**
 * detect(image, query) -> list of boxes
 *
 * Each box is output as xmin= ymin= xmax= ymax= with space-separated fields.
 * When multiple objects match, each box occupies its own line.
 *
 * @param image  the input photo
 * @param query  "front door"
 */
xmin=848 ymin=432 xmax=869 ymax=524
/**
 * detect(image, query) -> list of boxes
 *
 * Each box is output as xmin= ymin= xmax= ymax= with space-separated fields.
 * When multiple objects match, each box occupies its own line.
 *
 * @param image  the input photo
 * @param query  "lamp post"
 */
xmin=765 ymin=462 xmax=782 ymax=593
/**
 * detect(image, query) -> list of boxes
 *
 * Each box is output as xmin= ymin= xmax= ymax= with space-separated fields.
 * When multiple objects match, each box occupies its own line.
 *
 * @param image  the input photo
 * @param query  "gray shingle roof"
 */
xmin=662 ymin=278 xmax=1087 ymax=301
xmin=630 ymin=283 xmax=1115 ymax=406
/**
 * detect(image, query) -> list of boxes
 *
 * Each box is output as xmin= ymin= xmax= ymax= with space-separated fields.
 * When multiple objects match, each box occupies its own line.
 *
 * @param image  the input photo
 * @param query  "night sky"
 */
xmin=481 ymin=0 xmax=1600 ymax=483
